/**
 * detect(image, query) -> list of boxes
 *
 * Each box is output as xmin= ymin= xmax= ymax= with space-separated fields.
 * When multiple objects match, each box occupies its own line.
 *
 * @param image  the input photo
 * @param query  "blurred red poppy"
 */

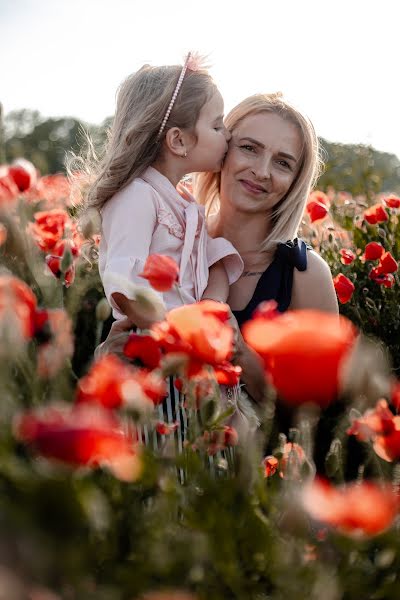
xmin=14 ymin=404 xmax=141 ymax=481
xmin=8 ymin=159 xmax=37 ymax=192
xmin=363 ymin=241 xmax=384 ymax=261
xmin=76 ymin=354 xmax=166 ymax=410
xmin=139 ymin=254 xmax=179 ymax=291
xmin=152 ymin=300 xmax=234 ymax=370
xmin=369 ymin=272 xmax=395 ymax=288
xmin=29 ymin=209 xmax=70 ymax=252
xmin=0 ymin=168 xmax=19 ymax=207
xmin=123 ymin=332 xmax=162 ymax=369
xmin=364 ymin=204 xmax=388 ymax=225
xmin=243 ymin=310 xmax=356 ymax=408
xmin=302 ymin=478 xmax=398 ymax=537
xmin=306 ymin=200 xmax=328 ymax=223
xmin=0 ymin=274 xmax=37 ymax=339
xmin=262 ymin=455 xmax=279 ymax=477
xmin=35 ymin=309 xmax=74 ymax=378
xmin=384 ymin=195 xmax=400 ymax=209
xmin=339 ymin=249 xmax=356 ymax=265
xmin=333 ymin=273 xmax=355 ymax=303
xmin=45 ymin=255 xmax=76 ymax=287
xmin=213 ymin=362 xmax=242 ymax=385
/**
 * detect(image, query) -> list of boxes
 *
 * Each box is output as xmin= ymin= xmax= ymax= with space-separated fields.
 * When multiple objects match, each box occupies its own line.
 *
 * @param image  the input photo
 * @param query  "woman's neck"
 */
xmin=209 ymin=205 xmax=273 ymax=268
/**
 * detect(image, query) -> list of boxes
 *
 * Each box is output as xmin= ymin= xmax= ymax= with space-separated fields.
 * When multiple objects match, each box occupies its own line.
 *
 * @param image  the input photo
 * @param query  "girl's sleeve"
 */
xmin=206 ymin=235 xmax=244 ymax=285
xmin=101 ymin=181 xmax=163 ymax=314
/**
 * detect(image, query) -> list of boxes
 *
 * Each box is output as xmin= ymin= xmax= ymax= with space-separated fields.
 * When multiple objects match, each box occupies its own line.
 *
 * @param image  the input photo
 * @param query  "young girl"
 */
xmin=78 ymin=54 xmax=252 ymax=457
xmin=82 ymin=53 xmax=243 ymax=332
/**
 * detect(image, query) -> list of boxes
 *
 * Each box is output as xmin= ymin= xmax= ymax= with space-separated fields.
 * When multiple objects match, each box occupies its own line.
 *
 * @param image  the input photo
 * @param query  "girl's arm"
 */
xmin=234 ymin=327 xmax=268 ymax=405
xmin=201 ymin=260 xmax=229 ymax=303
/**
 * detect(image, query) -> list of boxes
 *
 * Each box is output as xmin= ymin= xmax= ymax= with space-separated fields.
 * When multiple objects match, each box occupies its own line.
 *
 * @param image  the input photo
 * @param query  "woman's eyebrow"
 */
xmin=239 ymin=136 xmax=298 ymax=163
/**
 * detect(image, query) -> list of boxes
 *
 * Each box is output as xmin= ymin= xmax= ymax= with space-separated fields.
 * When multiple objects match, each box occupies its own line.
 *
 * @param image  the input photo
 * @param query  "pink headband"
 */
xmin=157 ymin=51 xmax=202 ymax=141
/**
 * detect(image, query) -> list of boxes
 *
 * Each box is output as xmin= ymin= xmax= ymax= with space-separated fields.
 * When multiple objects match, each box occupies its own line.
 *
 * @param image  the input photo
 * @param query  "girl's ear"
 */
xmin=164 ymin=127 xmax=190 ymax=158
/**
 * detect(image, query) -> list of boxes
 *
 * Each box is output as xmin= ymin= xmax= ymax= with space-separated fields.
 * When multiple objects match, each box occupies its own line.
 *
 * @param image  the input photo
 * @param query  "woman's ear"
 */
xmin=164 ymin=127 xmax=189 ymax=158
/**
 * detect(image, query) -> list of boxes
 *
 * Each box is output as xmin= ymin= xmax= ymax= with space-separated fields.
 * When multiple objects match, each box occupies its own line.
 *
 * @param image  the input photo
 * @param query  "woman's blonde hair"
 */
xmin=73 ymin=62 xmax=217 ymax=237
xmin=195 ymin=93 xmax=323 ymax=251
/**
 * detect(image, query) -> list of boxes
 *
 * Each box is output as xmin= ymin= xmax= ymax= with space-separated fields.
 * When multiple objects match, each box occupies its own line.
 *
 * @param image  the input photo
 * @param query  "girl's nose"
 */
xmin=224 ymin=128 xmax=232 ymax=142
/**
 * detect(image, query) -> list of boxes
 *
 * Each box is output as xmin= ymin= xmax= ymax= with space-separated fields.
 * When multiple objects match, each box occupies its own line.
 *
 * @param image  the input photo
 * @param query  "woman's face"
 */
xmin=220 ymin=112 xmax=303 ymax=215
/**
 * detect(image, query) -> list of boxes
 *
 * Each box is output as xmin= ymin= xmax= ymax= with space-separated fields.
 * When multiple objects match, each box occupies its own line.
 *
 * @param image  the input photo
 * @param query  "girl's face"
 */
xmin=186 ymin=90 xmax=231 ymax=173
xmin=220 ymin=112 xmax=302 ymax=215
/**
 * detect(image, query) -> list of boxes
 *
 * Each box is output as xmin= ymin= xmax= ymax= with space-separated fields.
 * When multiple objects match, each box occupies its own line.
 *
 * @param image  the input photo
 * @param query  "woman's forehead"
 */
xmin=233 ymin=112 xmax=302 ymax=154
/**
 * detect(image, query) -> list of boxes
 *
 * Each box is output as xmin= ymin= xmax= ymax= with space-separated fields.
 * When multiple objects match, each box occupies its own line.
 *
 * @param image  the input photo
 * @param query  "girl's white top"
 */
xmin=99 ymin=166 xmax=243 ymax=319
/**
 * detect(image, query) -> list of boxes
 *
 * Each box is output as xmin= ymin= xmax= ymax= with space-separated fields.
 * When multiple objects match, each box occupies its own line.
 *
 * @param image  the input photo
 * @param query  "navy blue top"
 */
xmin=232 ymin=238 xmax=309 ymax=328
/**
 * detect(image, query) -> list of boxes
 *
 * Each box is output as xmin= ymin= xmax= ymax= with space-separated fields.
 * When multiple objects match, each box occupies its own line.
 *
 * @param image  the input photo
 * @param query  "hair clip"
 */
xmin=157 ymin=51 xmax=204 ymax=141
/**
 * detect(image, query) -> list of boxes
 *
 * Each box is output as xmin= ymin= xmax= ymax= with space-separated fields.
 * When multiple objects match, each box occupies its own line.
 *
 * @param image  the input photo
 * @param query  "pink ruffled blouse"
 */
xmin=99 ymin=166 xmax=243 ymax=319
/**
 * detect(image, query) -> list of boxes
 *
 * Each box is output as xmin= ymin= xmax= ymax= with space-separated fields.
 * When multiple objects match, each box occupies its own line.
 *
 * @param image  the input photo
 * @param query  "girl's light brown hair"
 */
xmin=195 ymin=93 xmax=323 ymax=251
xmin=72 ymin=62 xmax=217 ymax=237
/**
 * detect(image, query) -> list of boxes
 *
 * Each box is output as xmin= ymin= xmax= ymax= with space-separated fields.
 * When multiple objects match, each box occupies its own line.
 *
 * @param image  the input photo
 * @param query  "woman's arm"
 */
xmin=290 ymin=250 xmax=338 ymax=313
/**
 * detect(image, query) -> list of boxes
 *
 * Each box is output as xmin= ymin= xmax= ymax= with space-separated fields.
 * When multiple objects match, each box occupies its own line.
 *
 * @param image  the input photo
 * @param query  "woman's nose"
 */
xmin=252 ymin=156 xmax=271 ymax=180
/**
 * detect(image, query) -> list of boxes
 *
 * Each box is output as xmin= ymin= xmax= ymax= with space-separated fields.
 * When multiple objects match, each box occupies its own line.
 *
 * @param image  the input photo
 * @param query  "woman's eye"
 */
xmin=240 ymin=144 xmax=256 ymax=153
xmin=277 ymin=159 xmax=291 ymax=170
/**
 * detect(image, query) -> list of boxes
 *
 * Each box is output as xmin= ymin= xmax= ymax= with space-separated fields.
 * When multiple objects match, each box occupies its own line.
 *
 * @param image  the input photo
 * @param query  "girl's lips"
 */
xmin=240 ymin=179 xmax=267 ymax=195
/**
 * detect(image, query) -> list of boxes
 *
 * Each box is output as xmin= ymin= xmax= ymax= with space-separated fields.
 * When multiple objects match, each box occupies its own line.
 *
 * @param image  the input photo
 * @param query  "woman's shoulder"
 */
xmin=290 ymin=246 xmax=339 ymax=313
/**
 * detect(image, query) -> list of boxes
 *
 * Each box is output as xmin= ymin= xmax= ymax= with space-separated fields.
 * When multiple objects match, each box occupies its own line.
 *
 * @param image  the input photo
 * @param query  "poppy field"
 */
xmin=1 ymin=160 xmax=400 ymax=599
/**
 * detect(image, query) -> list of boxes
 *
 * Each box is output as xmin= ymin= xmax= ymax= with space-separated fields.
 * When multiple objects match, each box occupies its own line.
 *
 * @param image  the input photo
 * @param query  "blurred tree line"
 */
xmin=1 ymin=107 xmax=400 ymax=196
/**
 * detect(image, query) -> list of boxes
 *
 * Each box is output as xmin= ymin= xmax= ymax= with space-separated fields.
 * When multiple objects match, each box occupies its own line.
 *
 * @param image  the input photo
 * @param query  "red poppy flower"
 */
xmin=14 ymin=404 xmax=141 ymax=481
xmin=369 ymin=272 xmax=395 ymax=288
xmin=363 ymin=242 xmax=384 ymax=261
xmin=123 ymin=332 xmax=162 ymax=369
xmin=333 ymin=273 xmax=355 ymax=303
xmin=347 ymin=399 xmax=395 ymax=442
xmin=76 ymin=354 xmax=167 ymax=410
xmin=213 ymin=362 xmax=242 ymax=386
xmin=384 ymin=195 xmax=400 ymax=209
xmin=156 ymin=421 xmax=179 ymax=435
xmin=0 ymin=274 xmax=37 ymax=340
xmin=27 ymin=174 xmax=72 ymax=206
xmin=339 ymin=249 xmax=356 ymax=265
xmin=378 ymin=251 xmax=398 ymax=274
xmin=302 ymin=478 xmax=398 ymax=537
xmin=139 ymin=254 xmax=179 ymax=291
xmin=306 ymin=200 xmax=328 ymax=223
xmin=0 ymin=168 xmax=19 ymax=207
xmin=363 ymin=203 xmax=388 ymax=225
xmin=52 ymin=238 xmax=79 ymax=258
xmin=243 ymin=310 xmax=356 ymax=408
xmin=262 ymin=455 xmax=279 ymax=477
xmin=391 ymin=381 xmax=400 ymax=412
xmin=8 ymin=159 xmax=37 ymax=192
xmin=29 ymin=209 xmax=70 ymax=252
xmin=152 ymin=300 xmax=234 ymax=369
xmin=45 ymin=255 xmax=76 ymax=287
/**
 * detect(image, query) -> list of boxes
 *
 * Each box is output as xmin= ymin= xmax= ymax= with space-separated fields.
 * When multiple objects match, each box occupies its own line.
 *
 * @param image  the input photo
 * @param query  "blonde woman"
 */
xmin=196 ymin=93 xmax=338 ymax=404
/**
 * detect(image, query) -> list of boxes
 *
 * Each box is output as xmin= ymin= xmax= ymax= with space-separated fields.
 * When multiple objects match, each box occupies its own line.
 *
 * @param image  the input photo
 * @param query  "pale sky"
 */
xmin=1 ymin=0 xmax=399 ymax=158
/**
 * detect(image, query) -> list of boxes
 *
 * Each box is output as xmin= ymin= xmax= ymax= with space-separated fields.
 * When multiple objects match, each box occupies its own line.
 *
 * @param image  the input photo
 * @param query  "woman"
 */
xmin=196 ymin=93 xmax=338 ymax=404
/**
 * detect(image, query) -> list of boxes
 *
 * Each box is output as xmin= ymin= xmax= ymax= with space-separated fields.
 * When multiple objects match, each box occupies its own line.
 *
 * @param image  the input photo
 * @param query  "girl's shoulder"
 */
xmin=102 ymin=176 xmax=161 ymax=216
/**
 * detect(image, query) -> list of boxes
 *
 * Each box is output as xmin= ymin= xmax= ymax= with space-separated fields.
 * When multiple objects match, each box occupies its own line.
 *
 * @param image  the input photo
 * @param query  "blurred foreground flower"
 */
xmin=76 ymin=354 xmax=167 ymax=411
xmin=348 ymin=399 xmax=400 ymax=462
xmin=35 ymin=309 xmax=74 ymax=378
xmin=243 ymin=310 xmax=356 ymax=407
xmin=364 ymin=203 xmax=388 ymax=225
xmin=8 ymin=158 xmax=37 ymax=192
xmin=152 ymin=300 xmax=234 ymax=375
xmin=139 ymin=254 xmax=180 ymax=291
xmin=302 ymin=478 xmax=398 ymax=537
xmin=0 ymin=273 xmax=37 ymax=342
xmin=14 ymin=404 xmax=141 ymax=481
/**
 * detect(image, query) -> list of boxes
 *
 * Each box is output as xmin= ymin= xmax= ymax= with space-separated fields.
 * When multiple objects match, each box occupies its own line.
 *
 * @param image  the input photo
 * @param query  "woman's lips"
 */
xmin=239 ymin=179 xmax=267 ymax=195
